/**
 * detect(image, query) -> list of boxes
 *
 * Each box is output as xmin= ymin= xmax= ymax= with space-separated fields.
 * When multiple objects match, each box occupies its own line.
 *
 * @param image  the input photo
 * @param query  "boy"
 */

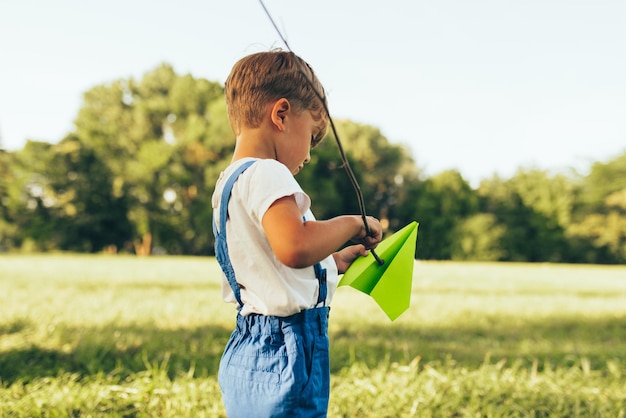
xmin=212 ymin=50 xmax=383 ymax=417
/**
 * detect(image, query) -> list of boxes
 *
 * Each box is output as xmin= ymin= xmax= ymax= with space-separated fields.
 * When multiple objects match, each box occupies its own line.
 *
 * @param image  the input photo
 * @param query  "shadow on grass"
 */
xmin=0 ymin=322 xmax=234 ymax=385
xmin=331 ymin=314 xmax=626 ymax=373
xmin=1 ymin=314 xmax=624 ymax=386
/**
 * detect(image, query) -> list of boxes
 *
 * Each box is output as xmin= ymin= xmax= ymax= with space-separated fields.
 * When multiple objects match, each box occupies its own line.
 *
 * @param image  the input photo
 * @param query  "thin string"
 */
xmin=258 ymin=0 xmax=384 ymax=266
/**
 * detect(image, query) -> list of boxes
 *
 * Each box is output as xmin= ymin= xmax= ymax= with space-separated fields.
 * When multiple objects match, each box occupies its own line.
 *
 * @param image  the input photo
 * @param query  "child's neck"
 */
xmin=232 ymin=129 xmax=277 ymax=162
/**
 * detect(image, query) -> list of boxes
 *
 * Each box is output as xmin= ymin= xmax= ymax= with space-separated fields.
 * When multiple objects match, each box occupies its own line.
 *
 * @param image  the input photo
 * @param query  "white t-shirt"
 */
xmin=212 ymin=158 xmax=339 ymax=317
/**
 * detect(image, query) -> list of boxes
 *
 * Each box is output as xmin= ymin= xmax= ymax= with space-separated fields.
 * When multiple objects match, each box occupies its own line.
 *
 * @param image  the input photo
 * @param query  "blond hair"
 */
xmin=225 ymin=50 xmax=328 ymax=145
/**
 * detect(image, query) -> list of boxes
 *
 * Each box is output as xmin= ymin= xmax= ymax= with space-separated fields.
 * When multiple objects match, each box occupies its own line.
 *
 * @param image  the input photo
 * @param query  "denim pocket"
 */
xmin=222 ymin=332 xmax=287 ymax=386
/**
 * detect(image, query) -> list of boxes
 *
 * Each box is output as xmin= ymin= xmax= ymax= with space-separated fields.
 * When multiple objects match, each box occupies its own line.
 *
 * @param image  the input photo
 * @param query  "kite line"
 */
xmin=258 ymin=0 xmax=385 ymax=265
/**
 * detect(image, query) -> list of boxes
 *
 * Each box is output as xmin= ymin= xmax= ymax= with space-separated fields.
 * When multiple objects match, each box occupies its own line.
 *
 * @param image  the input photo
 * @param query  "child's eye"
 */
xmin=311 ymin=134 xmax=322 ymax=148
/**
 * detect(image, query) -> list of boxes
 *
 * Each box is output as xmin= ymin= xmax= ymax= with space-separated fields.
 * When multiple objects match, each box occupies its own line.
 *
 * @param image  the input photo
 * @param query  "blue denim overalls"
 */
xmin=213 ymin=160 xmax=331 ymax=417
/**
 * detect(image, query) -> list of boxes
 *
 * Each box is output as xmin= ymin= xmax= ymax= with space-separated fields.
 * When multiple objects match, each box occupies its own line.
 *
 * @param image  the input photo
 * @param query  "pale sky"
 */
xmin=1 ymin=0 xmax=625 ymax=186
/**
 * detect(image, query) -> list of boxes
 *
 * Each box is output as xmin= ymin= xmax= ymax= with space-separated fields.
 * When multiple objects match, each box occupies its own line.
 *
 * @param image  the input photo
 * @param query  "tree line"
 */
xmin=1 ymin=64 xmax=625 ymax=263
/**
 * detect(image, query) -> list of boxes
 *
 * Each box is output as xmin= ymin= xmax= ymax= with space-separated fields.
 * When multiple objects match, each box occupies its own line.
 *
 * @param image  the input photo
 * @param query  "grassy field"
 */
xmin=1 ymin=255 xmax=625 ymax=417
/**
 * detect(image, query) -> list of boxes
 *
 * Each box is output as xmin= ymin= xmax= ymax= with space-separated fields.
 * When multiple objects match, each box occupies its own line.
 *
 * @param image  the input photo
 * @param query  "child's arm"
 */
xmin=262 ymin=195 xmax=382 ymax=269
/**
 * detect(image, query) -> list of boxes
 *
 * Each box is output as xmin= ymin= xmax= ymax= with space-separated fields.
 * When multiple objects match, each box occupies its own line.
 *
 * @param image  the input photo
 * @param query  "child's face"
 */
xmin=280 ymin=110 xmax=322 ymax=175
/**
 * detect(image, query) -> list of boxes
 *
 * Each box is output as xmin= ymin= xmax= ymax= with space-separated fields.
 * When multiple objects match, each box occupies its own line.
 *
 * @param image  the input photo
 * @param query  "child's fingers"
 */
xmin=365 ymin=217 xmax=383 ymax=241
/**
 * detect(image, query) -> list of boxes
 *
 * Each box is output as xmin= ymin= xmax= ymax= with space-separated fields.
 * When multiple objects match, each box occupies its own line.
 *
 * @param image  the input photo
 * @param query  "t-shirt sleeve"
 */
xmin=246 ymin=160 xmax=311 ymax=224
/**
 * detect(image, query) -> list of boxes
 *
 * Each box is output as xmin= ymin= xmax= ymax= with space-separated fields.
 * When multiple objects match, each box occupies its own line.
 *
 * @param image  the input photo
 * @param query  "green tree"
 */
xmin=5 ymin=141 xmax=59 ymax=251
xmin=73 ymin=64 xmax=227 ymax=254
xmin=399 ymin=170 xmax=478 ymax=259
xmin=0 ymin=139 xmax=129 ymax=253
xmin=566 ymin=152 xmax=626 ymax=263
xmin=478 ymin=169 xmax=573 ymax=262
xmin=170 ymin=98 xmax=235 ymax=254
xmin=0 ymin=150 xmax=19 ymax=250
xmin=45 ymin=136 xmax=132 ymax=252
xmin=567 ymin=207 xmax=626 ymax=263
xmin=451 ymin=213 xmax=506 ymax=261
xmin=578 ymin=151 xmax=626 ymax=210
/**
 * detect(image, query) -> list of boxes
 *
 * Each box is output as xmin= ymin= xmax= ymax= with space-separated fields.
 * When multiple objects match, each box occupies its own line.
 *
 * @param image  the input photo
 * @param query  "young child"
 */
xmin=212 ymin=50 xmax=383 ymax=417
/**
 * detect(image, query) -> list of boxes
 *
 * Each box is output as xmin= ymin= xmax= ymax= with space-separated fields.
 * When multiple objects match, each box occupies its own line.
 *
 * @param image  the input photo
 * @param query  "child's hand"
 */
xmin=333 ymin=244 xmax=369 ymax=274
xmin=352 ymin=216 xmax=383 ymax=250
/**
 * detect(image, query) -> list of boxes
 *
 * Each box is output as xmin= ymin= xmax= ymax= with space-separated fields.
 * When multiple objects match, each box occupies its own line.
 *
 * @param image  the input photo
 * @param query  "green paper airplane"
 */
xmin=338 ymin=221 xmax=418 ymax=321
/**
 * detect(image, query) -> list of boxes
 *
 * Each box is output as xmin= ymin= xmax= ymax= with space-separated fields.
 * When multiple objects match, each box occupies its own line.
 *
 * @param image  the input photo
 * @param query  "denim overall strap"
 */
xmin=212 ymin=160 xmax=256 ymax=307
xmin=303 ymin=216 xmax=328 ymax=306
xmin=314 ymin=262 xmax=327 ymax=305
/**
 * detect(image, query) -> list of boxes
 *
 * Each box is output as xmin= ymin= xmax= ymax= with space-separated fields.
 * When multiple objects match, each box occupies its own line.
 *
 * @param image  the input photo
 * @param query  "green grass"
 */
xmin=1 ymin=255 xmax=625 ymax=417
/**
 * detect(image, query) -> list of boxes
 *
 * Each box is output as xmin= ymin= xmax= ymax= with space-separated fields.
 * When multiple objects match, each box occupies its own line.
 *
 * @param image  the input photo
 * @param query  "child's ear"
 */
xmin=270 ymin=98 xmax=290 ymax=131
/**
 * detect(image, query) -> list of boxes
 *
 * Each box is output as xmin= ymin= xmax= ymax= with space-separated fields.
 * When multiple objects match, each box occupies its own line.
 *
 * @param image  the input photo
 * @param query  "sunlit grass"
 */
xmin=1 ymin=255 xmax=625 ymax=416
